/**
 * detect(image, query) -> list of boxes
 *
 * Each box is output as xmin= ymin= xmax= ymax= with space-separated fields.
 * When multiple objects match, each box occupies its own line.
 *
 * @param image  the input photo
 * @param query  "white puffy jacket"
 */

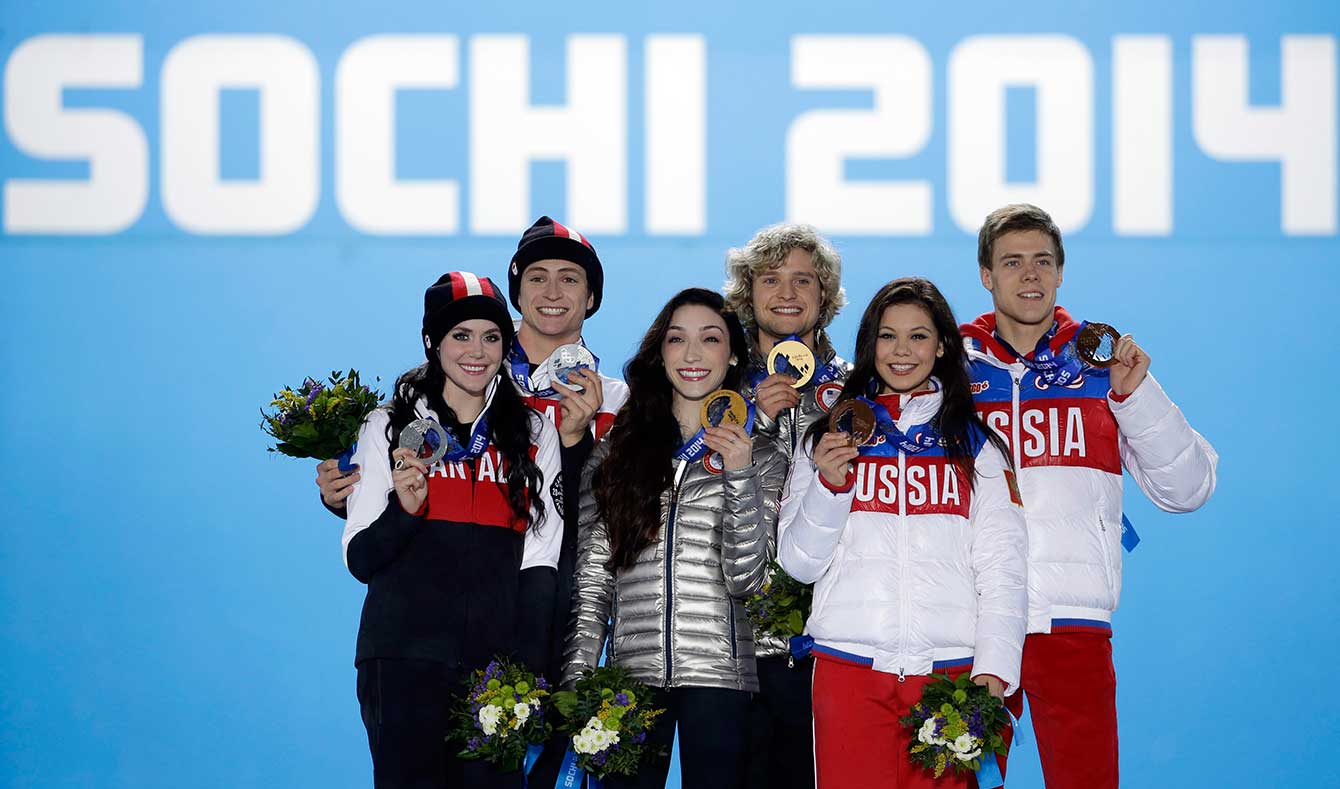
xmin=962 ymin=308 xmax=1219 ymax=635
xmin=777 ymin=385 xmax=1029 ymax=691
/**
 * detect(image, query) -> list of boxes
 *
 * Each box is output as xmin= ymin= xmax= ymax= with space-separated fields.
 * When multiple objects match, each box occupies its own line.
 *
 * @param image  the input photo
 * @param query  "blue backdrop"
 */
xmin=3 ymin=2 xmax=1337 ymax=787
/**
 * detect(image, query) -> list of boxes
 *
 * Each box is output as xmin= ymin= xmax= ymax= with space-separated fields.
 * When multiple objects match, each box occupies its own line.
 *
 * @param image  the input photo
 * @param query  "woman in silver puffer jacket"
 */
xmin=563 ymin=288 xmax=788 ymax=789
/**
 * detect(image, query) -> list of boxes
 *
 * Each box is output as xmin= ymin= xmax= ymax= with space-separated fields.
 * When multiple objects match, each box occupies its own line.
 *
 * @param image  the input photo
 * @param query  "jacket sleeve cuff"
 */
xmin=1108 ymin=373 xmax=1174 ymax=432
xmin=820 ymin=469 xmax=854 ymax=493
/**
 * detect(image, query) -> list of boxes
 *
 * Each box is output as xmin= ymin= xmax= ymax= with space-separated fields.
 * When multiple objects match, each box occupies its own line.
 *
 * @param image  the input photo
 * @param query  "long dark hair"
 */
xmin=806 ymin=277 xmax=1010 ymax=486
xmin=386 ymin=348 xmax=545 ymax=531
xmin=595 ymin=288 xmax=749 ymax=570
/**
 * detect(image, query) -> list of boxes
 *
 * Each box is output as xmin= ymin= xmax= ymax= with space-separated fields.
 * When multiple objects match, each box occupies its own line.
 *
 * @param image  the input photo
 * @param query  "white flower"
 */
xmin=917 ymin=719 xmax=939 ymax=745
xmin=512 ymin=703 xmax=531 ymax=728
xmin=478 ymin=704 xmax=502 ymax=736
xmin=950 ymin=734 xmax=976 ymax=754
xmin=586 ymin=717 xmax=604 ymax=731
xmin=955 ymin=747 xmax=983 ymax=761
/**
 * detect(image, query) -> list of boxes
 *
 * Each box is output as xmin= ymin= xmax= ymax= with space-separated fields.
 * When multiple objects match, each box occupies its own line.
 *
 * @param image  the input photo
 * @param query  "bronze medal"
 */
xmin=700 ymin=389 xmax=749 ymax=430
xmin=1076 ymin=322 xmax=1121 ymax=368
xmin=828 ymin=399 xmax=876 ymax=447
xmin=767 ymin=340 xmax=816 ymax=388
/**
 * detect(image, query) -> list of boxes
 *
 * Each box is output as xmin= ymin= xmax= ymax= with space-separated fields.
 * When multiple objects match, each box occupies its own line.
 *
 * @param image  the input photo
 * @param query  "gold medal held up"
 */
xmin=1076 ymin=322 xmax=1121 ymax=368
xmin=828 ymin=399 xmax=876 ymax=447
xmin=700 ymin=390 xmax=749 ymax=430
xmin=767 ymin=340 xmax=816 ymax=388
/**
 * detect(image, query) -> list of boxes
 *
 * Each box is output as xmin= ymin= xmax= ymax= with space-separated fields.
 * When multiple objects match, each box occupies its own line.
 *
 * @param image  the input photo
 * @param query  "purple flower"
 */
xmin=593 ymin=751 xmax=608 ymax=767
xmin=632 ymin=732 xmax=646 ymax=744
xmin=466 ymin=737 xmax=483 ymax=752
xmin=934 ymin=718 xmax=946 ymax=736
xmin=536 ymin=677 xmax=550 ymax=690
xmin=304 ymin=380 xmax=324 ymax=405
xmin=614 ymin=693 xmax=630 ymax=707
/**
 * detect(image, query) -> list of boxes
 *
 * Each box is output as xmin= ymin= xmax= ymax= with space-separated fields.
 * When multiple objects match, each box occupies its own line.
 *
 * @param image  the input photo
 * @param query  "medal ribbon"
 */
xmin=747 ymin=334 xmax=843 ymax=389
xmin=507 ymin=342 xmax=601 ymax=399
xmin=993 ymin=321 xmax=1093 ymax=386
xmin=674 ymin=401 xmax=757 ymax=463
xmin=440 ymin=414 xmax=492 ymax=462
xmin=854 ymin=397 xmax=940 ymax=457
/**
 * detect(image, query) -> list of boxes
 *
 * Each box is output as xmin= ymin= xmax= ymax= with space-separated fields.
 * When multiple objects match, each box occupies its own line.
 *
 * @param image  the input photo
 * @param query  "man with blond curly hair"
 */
xmin=724 ymin=222 xmax=849 ymax=789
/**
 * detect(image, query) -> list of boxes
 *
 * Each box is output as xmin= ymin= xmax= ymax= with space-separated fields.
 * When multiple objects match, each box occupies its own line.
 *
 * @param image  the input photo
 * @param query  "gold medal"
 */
xmin=1076 ymin=322 xmax=1121 ymax=368
xmin=767 ymin=340 xmax=816 ymax=388
xmin=700 ymin=389 xmax=749 ymax=430
xmin=828 ymin=399 xmax=876 ymax=447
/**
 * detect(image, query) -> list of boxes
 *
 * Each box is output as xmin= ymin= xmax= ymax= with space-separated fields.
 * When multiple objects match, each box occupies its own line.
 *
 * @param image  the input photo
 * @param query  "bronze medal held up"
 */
xmin=828 ymin=399 xmax=876 ymax=447
xmin=1076 ymin=322 xmax=1121 ymax=368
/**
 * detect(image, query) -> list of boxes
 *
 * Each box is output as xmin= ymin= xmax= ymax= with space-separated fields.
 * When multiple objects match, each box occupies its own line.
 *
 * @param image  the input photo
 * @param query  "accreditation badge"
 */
xmin=828 ymin=399 xmax=876 ymax=447
xmin=1076 ymin=322 xmax=1121 ymax=368
xmin=767 ymin=340 xmax=816 ymax=388
xmin=700 ymin=389 xmax=750 ymax=430
xmin=548 ymin=343 xmax=597 ymax=393
xmin=395 ymin=418 xmax=452 ymax=469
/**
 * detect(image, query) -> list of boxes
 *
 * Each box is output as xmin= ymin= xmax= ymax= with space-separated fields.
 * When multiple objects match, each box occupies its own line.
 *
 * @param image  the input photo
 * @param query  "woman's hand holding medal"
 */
xmin=814 ymin=431 xmax=860 ymax=489
xmin=391 ymin=447 xmax=430 ymax=514
xmin=702 ymin=423 xmax=753 ymax=471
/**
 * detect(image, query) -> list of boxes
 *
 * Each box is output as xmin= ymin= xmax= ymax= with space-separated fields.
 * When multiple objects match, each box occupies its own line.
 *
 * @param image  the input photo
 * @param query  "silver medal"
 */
xmin=548 ymin=343 xmax=597 ymax=393
xmin=396 ymin=418 xmax=451 ymax=469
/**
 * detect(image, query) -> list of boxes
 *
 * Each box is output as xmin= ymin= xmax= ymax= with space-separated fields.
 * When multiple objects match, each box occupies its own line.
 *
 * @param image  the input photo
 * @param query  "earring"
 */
xmin=729 ymin=357 xmax=738 ymax=367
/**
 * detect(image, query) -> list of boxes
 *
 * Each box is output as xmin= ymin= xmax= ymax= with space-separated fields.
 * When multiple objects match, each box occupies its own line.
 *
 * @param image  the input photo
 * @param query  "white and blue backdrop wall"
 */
xmin=2 ymin=1 xmax=1335 ymax=787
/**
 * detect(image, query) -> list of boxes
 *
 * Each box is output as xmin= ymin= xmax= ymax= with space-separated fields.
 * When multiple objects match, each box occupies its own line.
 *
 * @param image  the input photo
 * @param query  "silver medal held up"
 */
xmin=548 ymin=343 xmax=597 ymax=393
xmin=395 ymin=418 xmax=450 ymax=469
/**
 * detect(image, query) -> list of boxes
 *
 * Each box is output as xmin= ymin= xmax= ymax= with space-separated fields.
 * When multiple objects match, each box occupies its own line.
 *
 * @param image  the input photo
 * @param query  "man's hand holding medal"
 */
xmin=1076 ymin=322 xmax=1150 ymax=397
xmin=548 ymin=343 xmax=607 ymax=447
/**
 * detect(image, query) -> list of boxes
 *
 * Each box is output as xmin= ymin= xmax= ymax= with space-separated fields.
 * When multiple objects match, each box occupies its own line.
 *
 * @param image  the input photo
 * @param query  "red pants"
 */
xmin=811 ymin=656 xmax=975 ymax=789
xmin=1003 ymin=632 xmax=1118 ymax=789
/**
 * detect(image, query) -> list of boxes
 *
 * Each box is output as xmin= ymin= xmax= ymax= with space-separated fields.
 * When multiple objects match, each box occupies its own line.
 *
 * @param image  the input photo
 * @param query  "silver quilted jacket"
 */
xmin=743 ymin=331 xmax=851 ymax=658
xmin=562 ymin=430 xmax=787 ymax=692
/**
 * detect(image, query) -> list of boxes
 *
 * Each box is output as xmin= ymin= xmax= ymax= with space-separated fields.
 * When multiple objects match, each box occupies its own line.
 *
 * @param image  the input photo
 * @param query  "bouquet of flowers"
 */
xmin=900 ymin=672 xmax=1010 ymax=779
xmin=745 ymin=561 xmax=814 ymax=664
xmin=449 ymin=657 xmax=552 ymax=773
xmin=550 ymin=666 xmax=666 ymax=780
xmin=260 ymin=370 xmax=381 ymax=467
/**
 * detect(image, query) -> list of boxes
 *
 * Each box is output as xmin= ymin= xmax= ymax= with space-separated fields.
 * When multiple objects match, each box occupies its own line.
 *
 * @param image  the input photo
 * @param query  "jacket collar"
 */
xmin=961 ymin=306 xmax=1081 ymax=366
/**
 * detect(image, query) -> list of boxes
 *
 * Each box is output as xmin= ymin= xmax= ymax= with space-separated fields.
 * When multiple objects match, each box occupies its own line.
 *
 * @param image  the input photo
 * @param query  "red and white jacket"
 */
xmin=962 ymin=307 xmax=1218 ymax=635
xmin=778 ymin=385 xmax=1029 ymax=691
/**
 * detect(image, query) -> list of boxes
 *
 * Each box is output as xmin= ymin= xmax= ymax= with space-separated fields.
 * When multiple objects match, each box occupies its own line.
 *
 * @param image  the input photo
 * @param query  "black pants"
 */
xmin=602 ymin=685 xmax=752 ymax=789
xmin=746 ymin=655 xmax=815 ymax=789
xmin=357 ymin=658 xmax=524 ymax=789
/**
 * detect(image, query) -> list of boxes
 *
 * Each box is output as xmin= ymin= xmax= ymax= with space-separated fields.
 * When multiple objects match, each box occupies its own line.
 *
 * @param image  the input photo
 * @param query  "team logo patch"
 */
xmin=970 ymin=380 xmax=990 ymax=395
xmin=816 ymin=382 xmax=844 ymax=412
xmin=550 ymin=472 xmax=565 ymax=513
xmin=703 ymin=452 xmax=725 ymax=475
xmin=1004 ymin=469 xmax=1024 ymax=507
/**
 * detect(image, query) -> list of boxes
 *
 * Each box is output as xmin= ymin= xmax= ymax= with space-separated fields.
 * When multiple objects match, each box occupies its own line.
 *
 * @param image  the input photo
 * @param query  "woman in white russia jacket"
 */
xmin=778 ymin=277 xmax=1028 ymax=789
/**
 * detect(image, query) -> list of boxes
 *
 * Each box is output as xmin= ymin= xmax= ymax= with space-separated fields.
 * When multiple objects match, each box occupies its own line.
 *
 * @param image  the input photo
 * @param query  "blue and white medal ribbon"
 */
xmin=855 ymin=397 xmax=940 ymax=457
xmin=554 ymin=747 xmax=604 ymax=789
xmin=675 ymin=401 xmax=757 ymax=463
xmin=441 ymin=415 xmax=492 ymax=462
xmin=994 ymin=321 xmax=1089 ymax=387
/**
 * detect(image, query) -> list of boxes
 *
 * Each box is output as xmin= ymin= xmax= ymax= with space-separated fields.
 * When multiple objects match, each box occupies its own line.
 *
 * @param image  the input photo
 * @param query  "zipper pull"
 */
xmin=1100 ymin=517 xmax=1107 ymax=532
xmin=898 ymin=667 xmax=906 ymax=683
